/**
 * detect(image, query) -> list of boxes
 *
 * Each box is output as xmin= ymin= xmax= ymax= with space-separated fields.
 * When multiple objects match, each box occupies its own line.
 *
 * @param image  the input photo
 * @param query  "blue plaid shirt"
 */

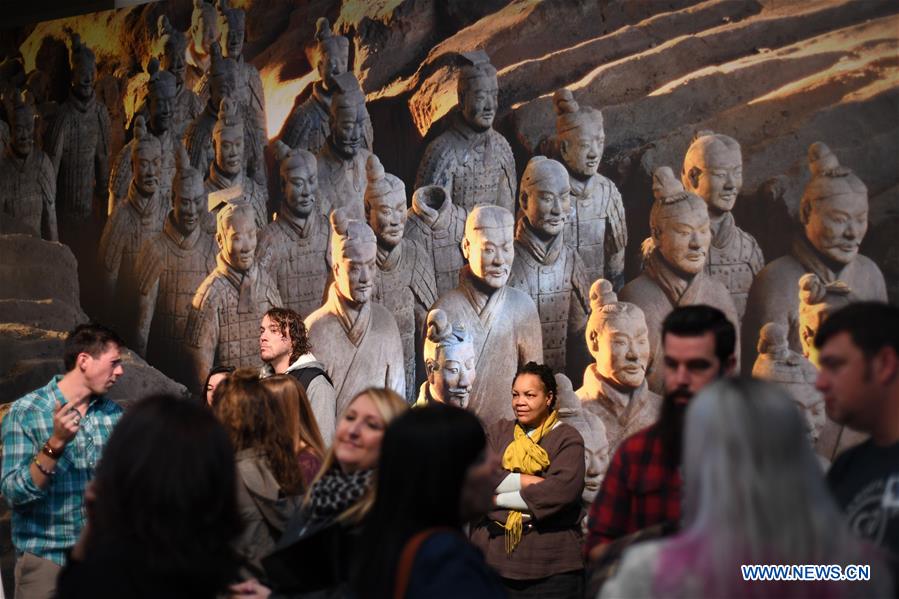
xmin=0 ymin=375 xmax=122 ymax=565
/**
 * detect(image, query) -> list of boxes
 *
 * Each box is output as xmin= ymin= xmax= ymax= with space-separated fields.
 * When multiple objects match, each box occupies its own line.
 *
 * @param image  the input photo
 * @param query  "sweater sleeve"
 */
xmin=518 ymin=425 xmax=585 ymax=521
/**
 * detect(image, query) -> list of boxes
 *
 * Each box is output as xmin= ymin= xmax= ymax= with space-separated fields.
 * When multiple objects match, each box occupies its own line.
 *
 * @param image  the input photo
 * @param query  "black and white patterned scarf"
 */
xmin=306 ymin=466 xmax=374 ymax=521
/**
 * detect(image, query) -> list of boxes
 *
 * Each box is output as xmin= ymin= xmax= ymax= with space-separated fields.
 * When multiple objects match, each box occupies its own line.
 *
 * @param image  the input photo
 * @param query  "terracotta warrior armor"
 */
xmin=0 ymin=90 xmax=57 ymax=240
xmin=682 ymin=130 xmax=763 ymax=320
xmin=134 ymin=145 xmax=217 ymax=385
xmin=365 ymin=155 xmax=438 ymax=403
xmin=256 ymin=141 xmax=331 ymax=318
xmin=620 ymin=167 xmax=740 ymax=394
xmin=743 ymin=143 xmax=887 ymax=370
xmin=415 ymin=51 xmax=516 ymax=213
xmin=305 ymin=209 xmax=406 ymax=413
xmin=185 ymin=199 xmax=282 ymax=393
xmin=152 ymin=16 xmax=202 ymax=141
xmin=405 ymin=185 xmax=467 ymax=297
xmin=508 ymin=157 xmax=590 ymax=374
xmin=552 ymin=89 xmax=626 ymax=289
xmin=431 ymin=205 xmax=544 ymax=425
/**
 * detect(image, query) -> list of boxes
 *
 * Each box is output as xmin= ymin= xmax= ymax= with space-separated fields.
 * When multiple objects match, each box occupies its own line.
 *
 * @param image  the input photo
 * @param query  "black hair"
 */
xmin=814 ymin=302 xmax=899 ymax=357
xmin=351 ymin=404 xmax=486 ymax=599
xmin=62 ymin=323 xmax=124 ymax=372
xmin=85 ymin=395 xmax=242 ymax=595
xmin=662 ymin=305 xmax=735 ymax=365
xmin=514 ymin=361 xmax=557 ymax=408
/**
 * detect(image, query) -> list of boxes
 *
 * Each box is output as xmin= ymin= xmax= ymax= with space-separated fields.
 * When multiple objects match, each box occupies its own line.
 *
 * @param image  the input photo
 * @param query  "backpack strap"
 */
xmin=292 ymin=366 xmax=333 ymax=391
xmin=393 ymin=527 xmax=454 ymax=599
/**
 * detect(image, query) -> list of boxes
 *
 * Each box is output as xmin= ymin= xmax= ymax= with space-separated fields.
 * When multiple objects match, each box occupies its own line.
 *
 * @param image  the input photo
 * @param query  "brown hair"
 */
xmin=264 ymin=307 xmax=311 ymax=364
xmin=261 ymin=375 xmax=326 ymax=461
xmin=213 ymin=368 xmax=304 ymax=495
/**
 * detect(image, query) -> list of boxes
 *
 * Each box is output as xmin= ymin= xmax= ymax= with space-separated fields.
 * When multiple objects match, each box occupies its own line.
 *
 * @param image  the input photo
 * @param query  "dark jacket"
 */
xmin=406 ymin=531 xmax=506 ymax=599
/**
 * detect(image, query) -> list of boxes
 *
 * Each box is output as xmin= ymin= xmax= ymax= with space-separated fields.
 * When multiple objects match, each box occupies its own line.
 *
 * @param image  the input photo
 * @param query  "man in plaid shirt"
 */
xmin=584 ymin=306 xmax=736 ymax=561
xmin=1 ymin=323 xmax=124 ymax=599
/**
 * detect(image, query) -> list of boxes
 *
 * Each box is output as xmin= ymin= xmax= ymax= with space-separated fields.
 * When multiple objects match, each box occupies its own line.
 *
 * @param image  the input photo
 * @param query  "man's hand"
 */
xmin=52 ymin=401 xmax=82 ymax=448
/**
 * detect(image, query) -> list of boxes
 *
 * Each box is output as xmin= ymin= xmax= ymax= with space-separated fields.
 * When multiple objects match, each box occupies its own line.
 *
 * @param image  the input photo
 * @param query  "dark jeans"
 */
xmin=502 ymin=569 xmax=585 ymax=599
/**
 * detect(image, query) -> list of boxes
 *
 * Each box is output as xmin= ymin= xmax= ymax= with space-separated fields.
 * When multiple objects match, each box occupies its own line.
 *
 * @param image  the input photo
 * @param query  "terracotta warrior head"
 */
xmin=272 ymin=140 xmax=318 ymax=220
xmin=173 ymin=145 xmax=206 ymax=236
xmin=314 ymin=17 xmax=349 ymax=93
xmin=157 ymin=15 xmax=188 ymax=86
xmin=9 ymin=90 xmax=36 ymax=159
xmin=797 ymin=273 xmax=853 ymax=365
xmin=800 ymin=142 xmax=868 ymax=266
xmin=587 ymin=279 xmax=650 ymax=389
xmin=66 ymin=30 xmax=97 ymax=101
xmin=757 ymin=322 xmax=791 ymax=362
xmin=209 ymin=42 xmax=238 ymax=110
xmin=330 ymin=208 xmax=377 ymax=305
xmin=462 ymin=205 xmax=514 ymax=290
xmin=190 ymin=0 xmax=219 ymax=59
xmin=424 ymin=308 xmax=476 ymax=408
xmin=457 ymin=50 xmax=498 ymax=132
xmin=519 ymin=156 xmax=571 ymax=239
xmin=216 ymin=199 xmax=256 ymax=272
xmin=213 ymin=97 xmax=244 ymax=177
xmin=553 ymin=88 xmax=605 ymax=179
xmin=216 ymin=0 xmax=246 ymax=59
xmin=682 ymin=130 xmax=742 ymax=216
xmin=364 ymin=155 xmax=406 ymax=250
xmin=329 ymin=72 xmax=369 ymax=159
xmin=145 ymin=58 xmax=177 ymax=133
xmin=131 ymin=116 xmax=162 ymax=197
xmin=650 ymin=166 xmax=711 ymax=276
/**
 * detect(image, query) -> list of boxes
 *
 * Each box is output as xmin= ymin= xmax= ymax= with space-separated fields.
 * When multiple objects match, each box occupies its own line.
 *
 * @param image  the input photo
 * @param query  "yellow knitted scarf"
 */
xmin=500 ymin=410 xmax=558 ymax=554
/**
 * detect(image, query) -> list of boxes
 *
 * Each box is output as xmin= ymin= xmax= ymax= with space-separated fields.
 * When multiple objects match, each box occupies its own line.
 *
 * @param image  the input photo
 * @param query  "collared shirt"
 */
xmin=0 ymin=375 xmax=123 ymax=565
xmin=583 ymin=424 xmax=681 ymax=557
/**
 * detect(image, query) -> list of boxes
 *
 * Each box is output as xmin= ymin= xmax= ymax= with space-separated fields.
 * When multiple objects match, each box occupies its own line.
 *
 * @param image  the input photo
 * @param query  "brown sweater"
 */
xmin=471 ymin=418 xmax=585 ymax=580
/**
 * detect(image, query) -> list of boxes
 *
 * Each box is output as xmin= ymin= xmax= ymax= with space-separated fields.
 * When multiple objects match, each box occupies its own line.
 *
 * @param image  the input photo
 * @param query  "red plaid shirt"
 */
xmin=584 ymin=424 xmax=682 ymax=556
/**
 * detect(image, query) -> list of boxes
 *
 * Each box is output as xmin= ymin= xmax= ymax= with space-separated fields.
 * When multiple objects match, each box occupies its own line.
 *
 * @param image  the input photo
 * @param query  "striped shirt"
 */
xmin=0 ymin=375 xmax=122 ymax=565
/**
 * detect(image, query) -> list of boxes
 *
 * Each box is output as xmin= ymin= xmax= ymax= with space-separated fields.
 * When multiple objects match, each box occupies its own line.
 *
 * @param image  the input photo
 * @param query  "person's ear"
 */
xmin=461 ymin=237 xmax=471 ymax=261
xmin=873 ymin=347 xmax=899 ymax=386
xmin=589 ymin=329 xmax=599 ymax=353
xmin=723 ymin=354 xmax=737 ymax=377
xmin=686 ymin=166 xmax=702 ymax=190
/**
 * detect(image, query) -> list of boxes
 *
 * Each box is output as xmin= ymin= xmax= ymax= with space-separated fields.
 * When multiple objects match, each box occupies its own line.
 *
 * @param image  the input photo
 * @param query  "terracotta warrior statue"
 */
xmin=305 ymin=209 xmax=405 ymax=413
xmin=577 ymin=279 xmax=660 ymax=456
xmin=109 ymin=59 xmax=179 ymax=213
xmin=797 ymin=273 xmax=853 ymax=366
xmin=256 ymin=141 xmax=331 ymax=318
xmin=279 ymin=18 xmax=371 ymax=154
xmin=552 ymin=88 xmax=626 ymax=289
xmin=0 ymin=90 xmax=57 ymax=240
xmin=620 ymin=166 xmax=740 ymax=393
xmin=185 ymin=0 xmax=219 ymax=93
xmin=46 ymin=31 xmax=110 ymax=238
xmin=98 ymin=116 xmax=168 ymax=335
xmin=431 ymin=205 xmax=543 ymax=425
xmin=205 ymin=97 xmax=268 ymax=229
xmin=682 ymin=130 xmax=763 ymax=321
xmin=556 ymin=371 xmax=609 ymax=507
xmin=154 ymin=15 xmax=202 ymax=140
xmin=417 ymin=308 xmax=477 ymax=409
xmin=743 ymin=142 xmax=887 ymax=369
xmin=134 ymin=145 xmax=217 ymax=385
xmin=508 ymin=156 xmax=590 ymax=373
xmin=405 ymin=185 xmax=467 ymax=297
xmin=752 ymin=322 xmax=824 ymax=445
xmin=415 ymin=50 xmax=516 ymax=212
xmin=315 ymin=71 xmax=373 ymax=219
xmin=185 ymin=42 xmax=238 ymax=180
xmin=185 ymin=198 xmax=282 ymax=393
xmin=365 ymin=155 xmax=437 ymax=403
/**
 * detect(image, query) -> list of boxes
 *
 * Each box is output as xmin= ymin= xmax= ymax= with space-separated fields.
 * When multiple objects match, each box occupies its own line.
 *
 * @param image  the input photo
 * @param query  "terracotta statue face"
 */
xmin=334 ymin=242 xmax=377 ymax=304
xmin=221 ymin=19 xmax=245 ymax=59
xmin=282 ymin=161 xmax=318 ymax=219
xmin=173 ymin=189 xmax=204 ymax=235
xmin=162 ymin=47 xmax=186 ymax=86
xmin=332 ymin=106 xmax=366 ymax=158
xmin=521 ymin=172 xmax=571 ymax=238
xmin=191 ymin=7 xmax=219 ymax=56
xmin=369 ymin=193 xmax=407 ymax=250
xmin=686 ymin=146 xmax=742 ymax=215
xmin=804 ymin=193 xmax=868 ymax=265
xmin=801 ymin=397 xmax=826 ymax=443
xmin=654 ymin=201 xmax=711 ymax=275
xmin=317 ymin=51 xmax=346 ymax=92
xmin=133 ymin=145 xmax=162 ymax=196
xmin=71 ymin=60 xmax=95 ymax=101
xmin=149 ymin=84 xmax=175 ymax=133
xmin=217 ymin=210 xmax=256 ymax=272
xmin=214 ymin=126 xmax=244 ymax=176
xmin=462 ymin=225 xmax=514 ymax=289
xmin=459 ymin=77 xmax=497 ymax=132
xmin=560 ymin=126 xmax=604 ymax=178
xmin=427 ymin=342 xmax=477 ymax=408
xmin=11 ymin=113 xmax=34 ymax=158
xmin=591 ymin=312 xmax=650 ymax=389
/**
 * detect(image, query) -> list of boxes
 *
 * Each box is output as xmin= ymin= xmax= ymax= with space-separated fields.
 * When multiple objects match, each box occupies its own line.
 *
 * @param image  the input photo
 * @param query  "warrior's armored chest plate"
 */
xmin=0 ymin=153 xmax=46 ymax=234
xmin=151 ymin=238 xmax=217 ymax=350
xmin=260 ymin=218 xmax=330 ymax=318
xmin=215 ymin=283 xmax=277 ymax=368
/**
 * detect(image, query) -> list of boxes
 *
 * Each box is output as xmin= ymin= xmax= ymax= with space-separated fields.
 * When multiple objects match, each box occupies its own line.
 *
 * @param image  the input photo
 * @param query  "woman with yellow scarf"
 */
xmin=471 ymin=362 xmax=586 ymax=598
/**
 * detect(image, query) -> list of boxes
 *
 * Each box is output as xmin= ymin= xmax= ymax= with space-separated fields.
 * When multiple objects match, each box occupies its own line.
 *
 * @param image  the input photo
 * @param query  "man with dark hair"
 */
xmin=818 ymin=302 xmax=899 ymax=583
xmin=1 ymin=323 xmax=124 ymax=599
xmin=259 ymin=307 xmax=337 ymax=444
xmin=584 ymin=305 xmax=736 ymax=560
